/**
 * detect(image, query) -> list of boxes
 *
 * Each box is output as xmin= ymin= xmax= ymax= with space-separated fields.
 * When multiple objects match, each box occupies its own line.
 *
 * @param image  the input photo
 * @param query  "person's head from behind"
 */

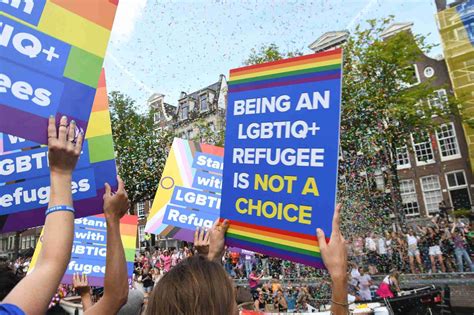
xmin=147 ymin=255 xmax=236 ymax=315
xmin=0 ymin=262 xmax=21 ymax=300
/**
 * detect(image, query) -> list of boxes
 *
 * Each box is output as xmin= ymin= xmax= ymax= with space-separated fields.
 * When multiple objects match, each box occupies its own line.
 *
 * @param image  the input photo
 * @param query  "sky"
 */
xmin=104 ymin=0 xmax=444 ymax=111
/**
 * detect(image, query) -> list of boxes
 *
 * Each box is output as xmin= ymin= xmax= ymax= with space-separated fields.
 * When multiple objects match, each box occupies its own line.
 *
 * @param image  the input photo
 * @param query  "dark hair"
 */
xmin=0 ymin=262 xmax=21 ymax=300
xmin=147 ymin=256 xmax=236 ymax=315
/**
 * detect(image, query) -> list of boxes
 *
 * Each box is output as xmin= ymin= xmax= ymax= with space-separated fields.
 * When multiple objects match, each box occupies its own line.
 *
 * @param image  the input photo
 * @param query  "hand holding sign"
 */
xmin=316 ymin=204 xmax=347 ymax=280
xmin=208 ymin=219 xmax=229 ymax=263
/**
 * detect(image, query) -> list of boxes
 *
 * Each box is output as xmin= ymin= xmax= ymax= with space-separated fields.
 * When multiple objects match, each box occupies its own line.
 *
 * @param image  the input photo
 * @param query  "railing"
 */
xmin=233 ymin=272 xmax=474 ymax=287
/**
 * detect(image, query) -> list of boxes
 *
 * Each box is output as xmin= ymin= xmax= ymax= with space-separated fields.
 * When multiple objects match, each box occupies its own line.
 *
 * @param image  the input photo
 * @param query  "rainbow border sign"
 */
xmin=221 ymin=49 xmax=343 ymax=268
xmin=29 ymin=214 xmax=138 ymax=287
xmin=0 ymin=70 xmax=117 ymax=233
xmin=0 ymin=0 xmax=118 ymax=144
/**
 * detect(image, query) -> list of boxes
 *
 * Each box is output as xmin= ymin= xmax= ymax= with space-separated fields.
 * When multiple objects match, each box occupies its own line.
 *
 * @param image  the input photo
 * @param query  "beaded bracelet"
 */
xmin=45 ymin=205 xmax=75 ymax=216
xmin=331 ymin=300 xmax=349 ymax=307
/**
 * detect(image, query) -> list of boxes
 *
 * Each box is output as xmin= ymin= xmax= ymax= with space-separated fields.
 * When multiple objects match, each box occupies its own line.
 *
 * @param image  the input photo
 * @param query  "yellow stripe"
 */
xmin=38 ymin=2 xmax=111 ymax=58
xmin=85 ymin=110 xmax=112 ymax=138
xmin=228 ymin=227 xmax=320 ymax=253
xmin=121 ymin=235 xmax=137 ymax=248
xmin=230 ymin=58 xmax=340 ymax=81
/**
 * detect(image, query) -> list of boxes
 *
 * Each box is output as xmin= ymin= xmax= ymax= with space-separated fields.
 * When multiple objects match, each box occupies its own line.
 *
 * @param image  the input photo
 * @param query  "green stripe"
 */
xmin=229 ymin=63 xmax=341 ymax=85
xmin=88 ymin=134 xmax=115 ymax=163
xmin=228 ymin=232 xmax=321 ymax=258
xmin=125 ymin=248 xmax=136 ymax=261
xmin=64 ymin=46 xmax=103 ymax=88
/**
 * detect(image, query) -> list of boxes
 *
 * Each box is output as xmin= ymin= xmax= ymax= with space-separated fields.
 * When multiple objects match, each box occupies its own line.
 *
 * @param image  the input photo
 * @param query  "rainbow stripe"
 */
xmin=85 ymin=70 xmax=115 ymax=163
xmin=225 ymin=49 xmax=343 ymax=268
xmin=229 ymin=49 xmax=342 ymax=93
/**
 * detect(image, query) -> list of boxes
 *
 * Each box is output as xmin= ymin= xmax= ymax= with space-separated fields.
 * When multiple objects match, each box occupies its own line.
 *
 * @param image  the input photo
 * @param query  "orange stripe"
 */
xmin=230 ymin=48 xmax=342 ymax=74
xmin=223 ymin=219 xmax=317 ymax=241
xmin=233 ymin=54 xmax=340 ymax=76
xmin=91 ymin=87 xmax=108 ymax=112
xmin=50 ymin=0 xmax=117 ymax=30
xmin=230 ymin=224 xmax=319 ymax=246
xmin=120 ymin=224 xmax=137 ymax=236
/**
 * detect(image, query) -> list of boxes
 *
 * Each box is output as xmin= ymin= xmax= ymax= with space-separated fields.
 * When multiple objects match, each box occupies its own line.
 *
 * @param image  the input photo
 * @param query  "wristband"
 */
xmin=45 ymin=205 xmax=75 ymax=216
xmin=331 ymin=300 xmax=349 ymax=307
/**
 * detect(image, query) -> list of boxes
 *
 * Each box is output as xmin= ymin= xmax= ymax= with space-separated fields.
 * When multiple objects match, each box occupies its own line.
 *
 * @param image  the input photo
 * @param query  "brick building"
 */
xmin=310 ymin=22 xmax=473 ymax=219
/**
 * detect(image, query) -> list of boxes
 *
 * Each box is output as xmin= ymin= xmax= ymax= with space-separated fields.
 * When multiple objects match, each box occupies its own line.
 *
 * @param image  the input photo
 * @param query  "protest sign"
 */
xmin=145 ymin=138 xmax=224 ymax=242
xmin=0 ymin=0 xmax=118 ymax=144
xmin=28 ymin=214 xmax=138 ymax=287
xmin=221 ymin=49 xmax=343 ymax=268
xmin=0 ymin=70 xmax=117 ymax=233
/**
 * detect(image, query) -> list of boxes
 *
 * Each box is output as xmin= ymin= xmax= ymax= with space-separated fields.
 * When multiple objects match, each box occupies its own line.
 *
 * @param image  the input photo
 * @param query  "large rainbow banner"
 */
xmin=29 ymin=214 xmax=138 ymax=287
xmin=145 ymin=138 xmax=224 ymax=242
xmin=0 ymin=70 xmax=118 ymax=233
xmin=221 ymin=49 xmax=343 ymax=268
xmin=0 ymin=0 xmax=118 ymax=144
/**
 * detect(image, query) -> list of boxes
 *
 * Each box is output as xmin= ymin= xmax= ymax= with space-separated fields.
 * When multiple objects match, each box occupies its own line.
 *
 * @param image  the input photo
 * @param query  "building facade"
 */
xmin=435 ymin=0 xmax=474 ymax=173
xmin=310 ymin=23 xmax=473 ymax=219
xmin=0 ymin=227 xmax=41 ymax=260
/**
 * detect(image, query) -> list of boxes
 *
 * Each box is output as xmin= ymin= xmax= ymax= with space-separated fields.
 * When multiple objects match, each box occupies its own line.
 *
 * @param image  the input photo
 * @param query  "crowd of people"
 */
xmin=0 ymin=118 xmax=349 ymax=315
xmin=347 ymin=215 xmax=473 ymax=274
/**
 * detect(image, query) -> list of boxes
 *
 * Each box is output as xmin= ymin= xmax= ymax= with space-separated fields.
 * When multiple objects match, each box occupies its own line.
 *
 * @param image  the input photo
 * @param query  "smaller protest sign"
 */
xmin=28 ymin=215 xmax=138 ymax=287
xmin=145 ymin=138 xmax=224 ymax=242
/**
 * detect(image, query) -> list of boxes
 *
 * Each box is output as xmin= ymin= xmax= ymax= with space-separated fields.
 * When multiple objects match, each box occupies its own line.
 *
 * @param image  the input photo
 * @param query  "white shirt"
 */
xmin=377 ymin=238 xmax=387 ymax=255
xmin=365 ymin=237 xmax=376 ymax=251
xmin=407 ymin=235 xmax=418 ymax=247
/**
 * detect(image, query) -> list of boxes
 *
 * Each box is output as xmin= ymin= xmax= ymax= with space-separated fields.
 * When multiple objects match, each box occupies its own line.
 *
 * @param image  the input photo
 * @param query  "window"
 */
xmin=412 ymin=133 xmax=435 ymax=165
xmin=455 ymin=26 xmax=468 ymax=41
xmin=405 ymin=65 xmax=421 ymax=86
xmin=396 ymin=146 xmax=411 ymax=169
xmin=424 ymin=67 xmax=435 ymax=78
xmin=200 ymin=94 xmax=208 ymax=112
xmin=428 ymin=89 xmax=447 ymax=110
xmin=421 ymin=175 xmax=443 ymax=214
xmin=137 ymin=202 xmax=145 ymax=218
xmin=436 ymin=123 xmax=460 ymax=161
xmin=445 ymin=170 xmax=471 ymax=210
xmin=138 ymin=225 xmax=145 ymax=244
xmin=375 ymin=172 xmax=385 ymax=191
xmin=180 ymin=104 xmax=189 ymax=120
xmin=400 ymin=180 xmax=420 ymax=216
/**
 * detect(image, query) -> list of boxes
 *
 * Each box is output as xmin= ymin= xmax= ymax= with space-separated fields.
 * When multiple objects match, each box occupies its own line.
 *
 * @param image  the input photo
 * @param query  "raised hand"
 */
xmin=208 ymin=219 xmax=229 ymax=262
xmin=103 ymin=176 xmax=130 ymax=222
xmin=48 ymin=115 xmax=83 ymax=175
xmin=316 ymin=204 xmax=347 ymax=280
xmin=194 ymin=227 xmax=210 ymax=257
xmin=73 ymin=273 xmax=90 ymax=296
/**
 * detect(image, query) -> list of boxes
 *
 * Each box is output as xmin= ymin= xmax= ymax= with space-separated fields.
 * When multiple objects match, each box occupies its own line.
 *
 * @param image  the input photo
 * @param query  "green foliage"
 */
xmin=109 ymin=91 xmax=173 ymax=204
xmin=244 ymin=43 xmax=303 ymax=65
xmin=452 ymin=209 xmax=472 ymax=218
xmin=339 ymin=17 xmax=458 ymax=227
xmin=191 ymin=118 xmax=226 ymax=147
xmin=341 ymin=17 xmax=456 ymax=155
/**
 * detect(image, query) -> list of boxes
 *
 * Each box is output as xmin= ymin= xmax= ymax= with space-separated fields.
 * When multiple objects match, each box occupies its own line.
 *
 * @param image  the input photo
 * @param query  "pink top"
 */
xmin=160 ymin=255 xmax=172 ymax=272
